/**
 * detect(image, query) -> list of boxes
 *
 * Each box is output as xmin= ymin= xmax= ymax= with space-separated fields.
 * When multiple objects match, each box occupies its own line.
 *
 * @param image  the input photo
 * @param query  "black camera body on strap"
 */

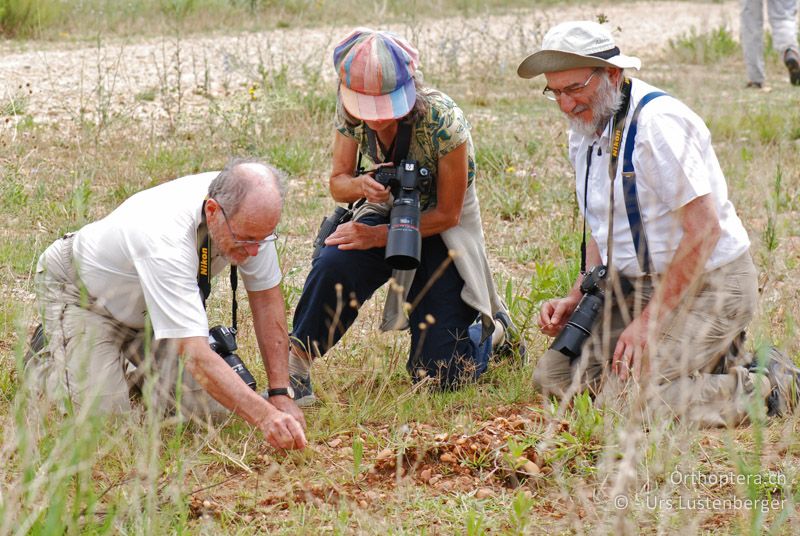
xmin=374 ymin=159 xmax=431 ymax=270
xmin=312 ymin=206 xmax=353 ymax=260
xmin=549 ymin=265 xmax=634 ymax=360
xmin=208 ymin=325 xmax=257 ymax=390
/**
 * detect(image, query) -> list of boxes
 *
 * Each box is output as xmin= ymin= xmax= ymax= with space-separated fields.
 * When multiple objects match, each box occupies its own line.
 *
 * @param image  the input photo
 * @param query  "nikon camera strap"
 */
xmin=580 ymin=79 xmax=667 ymax=276
xmin=197 ymin=200 xmax=238 ymax=331
xmin=580 ymin=78 xmax=632 ymax=274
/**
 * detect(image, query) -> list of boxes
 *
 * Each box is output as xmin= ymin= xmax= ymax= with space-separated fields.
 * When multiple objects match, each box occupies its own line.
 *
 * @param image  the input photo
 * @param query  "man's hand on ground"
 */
xmin=258 ymin=409 xmax=307 ymax=450
xmin=268 ymin=395 xmax=307 ymax=431
xmin=612 ymin=316 xmax=650 ymax=381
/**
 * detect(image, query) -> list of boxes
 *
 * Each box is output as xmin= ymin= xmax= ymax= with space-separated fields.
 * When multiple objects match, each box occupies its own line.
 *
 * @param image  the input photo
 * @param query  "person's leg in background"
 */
xmin=405 ymin=234 xmax=490 ymax=390
xmin=288 ymin=213 xmax=394 ymax=403
xmin=741 ymin=0 xmax=767 ymax=86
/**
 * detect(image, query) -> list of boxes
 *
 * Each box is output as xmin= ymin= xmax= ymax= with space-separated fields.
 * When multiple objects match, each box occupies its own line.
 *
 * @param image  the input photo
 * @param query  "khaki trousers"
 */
xmin=26 ymin=235 xmax=226 ymax=419
xmin=533 ymin=253 xmax=764 ymax=428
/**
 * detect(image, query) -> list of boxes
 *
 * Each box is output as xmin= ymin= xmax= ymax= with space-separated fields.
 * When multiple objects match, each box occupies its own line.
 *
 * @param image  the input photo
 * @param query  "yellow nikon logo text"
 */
xmin=611 ymin=130 xmax=622 ymax=157
xmin=200 ymin=246 xmax=208 ymax=276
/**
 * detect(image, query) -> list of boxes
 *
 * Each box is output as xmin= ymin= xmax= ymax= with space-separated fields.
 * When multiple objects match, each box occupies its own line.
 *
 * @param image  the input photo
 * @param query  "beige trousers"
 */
xmin=533 ymin=253 xmax=764 ymax=428
xmin=26 ymin=235 xmax=226 ymax=419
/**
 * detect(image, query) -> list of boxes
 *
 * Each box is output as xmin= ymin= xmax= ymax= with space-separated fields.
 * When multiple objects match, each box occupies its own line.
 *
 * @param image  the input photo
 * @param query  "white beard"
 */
xmin=567 ymin=74 xmax=624 ymax=138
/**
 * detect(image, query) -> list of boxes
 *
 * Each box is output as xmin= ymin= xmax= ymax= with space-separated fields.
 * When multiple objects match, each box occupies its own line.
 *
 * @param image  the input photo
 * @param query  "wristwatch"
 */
xmin=267 ymin=387 xmax=294 ymax=398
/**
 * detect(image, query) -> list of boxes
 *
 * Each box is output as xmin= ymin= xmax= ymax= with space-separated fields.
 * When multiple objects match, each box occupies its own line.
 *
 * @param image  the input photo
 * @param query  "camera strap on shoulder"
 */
xmin=353 ymin=120 xmax=414 ymax=211
xmin=580 ymin=78 xmax=633 ymax=274
xmin=620 ymin=90 xmax=667 ymax=274
xmin=197 ymin=200 xmax=238 ymax=330
xmin=582 ymin=79 xmax=667 ymax=275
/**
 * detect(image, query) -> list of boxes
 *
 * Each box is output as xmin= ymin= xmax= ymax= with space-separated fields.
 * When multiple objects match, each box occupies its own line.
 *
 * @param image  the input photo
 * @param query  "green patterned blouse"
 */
xmin=335 ymin=88 xmax=476 ymax=211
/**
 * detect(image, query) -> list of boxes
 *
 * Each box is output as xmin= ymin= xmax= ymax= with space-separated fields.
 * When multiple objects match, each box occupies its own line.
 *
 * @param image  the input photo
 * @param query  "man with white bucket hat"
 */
xmin=518 ymin=21 xmax=799 ymax=426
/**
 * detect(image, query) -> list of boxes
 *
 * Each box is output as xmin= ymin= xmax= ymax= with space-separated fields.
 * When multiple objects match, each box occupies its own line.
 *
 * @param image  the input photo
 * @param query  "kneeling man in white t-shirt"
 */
xmin=27 ymin=158 xmax=306 ymax=450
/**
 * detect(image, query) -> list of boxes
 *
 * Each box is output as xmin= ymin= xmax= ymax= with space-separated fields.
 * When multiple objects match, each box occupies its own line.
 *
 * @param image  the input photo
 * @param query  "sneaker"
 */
xmin=492 ymin=311 xmax=527 ymax=365
xmin=290 ymin=373 xmax=318 ymax=407
xmin=745 ymin=81 xmax=763 ymax=89
xmin=784 ymin=48 xmax=800 ymax=86
xmin=748 ymin=347 xmax=800 ymax=416
xmin=23 ymin=323 xmax=47 ymax=367
xmin=260 ymin=374 xmax=318 ymax=407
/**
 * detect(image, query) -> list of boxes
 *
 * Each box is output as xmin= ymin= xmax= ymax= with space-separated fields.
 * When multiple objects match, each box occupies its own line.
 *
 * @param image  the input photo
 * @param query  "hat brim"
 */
xmin=517 ymin=50 xmax=641 ymax=79
xmin=339 ymin=77 xmax=416 ymax=121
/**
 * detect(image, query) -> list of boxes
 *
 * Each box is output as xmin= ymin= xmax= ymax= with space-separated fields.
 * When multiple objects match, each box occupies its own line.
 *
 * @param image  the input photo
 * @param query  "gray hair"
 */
xmin=207 ymin=157 xmax=287 ymax=216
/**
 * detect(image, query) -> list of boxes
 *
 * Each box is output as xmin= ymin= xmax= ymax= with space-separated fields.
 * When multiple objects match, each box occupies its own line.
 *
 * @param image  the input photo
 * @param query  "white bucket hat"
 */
xmin=517 ymin=21 xmax=641 ymax=78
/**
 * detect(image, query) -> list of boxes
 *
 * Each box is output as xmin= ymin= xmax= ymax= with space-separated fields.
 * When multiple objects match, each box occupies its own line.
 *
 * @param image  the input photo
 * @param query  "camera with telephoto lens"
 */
xmin=549 ymin=265 xmax=610 ymax=360
xmin=312 ymin=206 xmax=352 ymax=259
xmin=208 ymin=325 xmax=257 ymax=390
xmin=373 ymin=159 xmax=432 ymax=270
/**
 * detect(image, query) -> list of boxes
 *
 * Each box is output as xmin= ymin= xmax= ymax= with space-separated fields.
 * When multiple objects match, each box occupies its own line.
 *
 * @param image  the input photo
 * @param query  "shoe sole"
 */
xmin=786 ymin=56 xmax=800 ymax=86
xmin=294 ymin=393 xmax=319 ymax=407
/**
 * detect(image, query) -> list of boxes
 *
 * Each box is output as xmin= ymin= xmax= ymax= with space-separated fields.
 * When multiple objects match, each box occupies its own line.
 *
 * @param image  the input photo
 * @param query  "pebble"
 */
xmin=475 ymin=488 xmax=494 ymax=499
xmin=521 ymin=461 xmax=541 ymax=476
xmin=376 ymin=448 xmax=394 ymax=461
xmin=328 ymin=438 xmax=343 ymax=448
xmin=440 ymin=453 xmax=456 ymax=463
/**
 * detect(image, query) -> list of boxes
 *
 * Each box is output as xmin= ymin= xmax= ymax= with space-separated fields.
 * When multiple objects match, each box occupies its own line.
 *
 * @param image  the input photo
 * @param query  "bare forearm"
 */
xmin=248 ymin=287 xmax=291 ymax=389
xmin=419 ymin=208 xmax=460 ymax=238
xmin=329 ymin=173 xmax=366 ymax=203
xmin=643 ymin=217 xmax=720 ymax=325
xmin=185 ymin=347 xmax=277 ymax=426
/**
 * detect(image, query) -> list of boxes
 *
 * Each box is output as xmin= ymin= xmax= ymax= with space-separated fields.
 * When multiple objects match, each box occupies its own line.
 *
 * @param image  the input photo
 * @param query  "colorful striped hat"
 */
xmin=333 ymin=28 xmax=419 ymax=121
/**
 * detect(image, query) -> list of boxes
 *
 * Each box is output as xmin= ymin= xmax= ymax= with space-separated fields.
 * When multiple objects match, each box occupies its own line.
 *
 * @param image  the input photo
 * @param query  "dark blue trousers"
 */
xmin=292 ymin=214 xmax=490 ymax=390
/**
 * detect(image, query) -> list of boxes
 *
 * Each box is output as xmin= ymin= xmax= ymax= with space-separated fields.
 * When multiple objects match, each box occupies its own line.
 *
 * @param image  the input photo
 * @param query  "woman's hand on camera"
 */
xmin=360 ymin=174 xmax=390 ymax=203
xmin=325 ymin=221 xmax=388 ymax=250
xmin=538 ymin=296 xmax=580 ymax=337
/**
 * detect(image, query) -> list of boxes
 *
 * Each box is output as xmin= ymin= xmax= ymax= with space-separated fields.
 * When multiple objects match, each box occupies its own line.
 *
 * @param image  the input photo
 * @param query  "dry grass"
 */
xmin=1 ymin=3 xmax=799 ymax=534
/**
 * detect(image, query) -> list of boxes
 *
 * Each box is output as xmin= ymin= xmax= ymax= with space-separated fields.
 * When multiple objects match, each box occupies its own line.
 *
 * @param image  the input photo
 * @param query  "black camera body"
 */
xmin=208 ymin=325 xmax=257 ymax=390
xmin=312 ymin=206 xmax=352 ymax=259
xmin=549 ymin=265 xmax=609 ymax=360
xmin=373 ymin=159 xmax=431 ymax=270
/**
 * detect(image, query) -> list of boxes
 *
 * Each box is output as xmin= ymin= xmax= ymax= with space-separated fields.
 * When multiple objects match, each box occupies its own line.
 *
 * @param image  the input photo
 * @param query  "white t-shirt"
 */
xmin=72 ymin=172 xmax=282 ymax=340
xmin=568 ymin=78 xmax=750 ymax=277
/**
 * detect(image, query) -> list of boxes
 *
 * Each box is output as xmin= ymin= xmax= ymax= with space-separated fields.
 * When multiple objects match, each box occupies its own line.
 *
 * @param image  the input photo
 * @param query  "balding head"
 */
xmin=205 ymin=158 xmax=287 ymax=264
xmin=207 ymin=157 xmax=287 ymax=218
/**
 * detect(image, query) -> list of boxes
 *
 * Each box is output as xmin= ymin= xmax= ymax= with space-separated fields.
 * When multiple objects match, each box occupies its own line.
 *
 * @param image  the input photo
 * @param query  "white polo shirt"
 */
xmin=568 ymin=78 xmax=750 ymax=277
xmin=72 ymin=172 xmax=282 ymax=340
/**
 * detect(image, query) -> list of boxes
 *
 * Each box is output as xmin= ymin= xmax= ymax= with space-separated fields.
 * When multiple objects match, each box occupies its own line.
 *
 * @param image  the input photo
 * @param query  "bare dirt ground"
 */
xmin=0 ymin=1 xmax=740 ymax=125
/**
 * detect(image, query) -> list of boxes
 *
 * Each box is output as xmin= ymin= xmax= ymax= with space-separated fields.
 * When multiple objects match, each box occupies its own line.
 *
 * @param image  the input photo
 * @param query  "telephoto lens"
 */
xmin=549 ymin=265 xmax=608 ymax=360
xmin=385 ymin=190 xmax=422 ymax=270
xmin=208 ymin=325 xmax=257 ymax=390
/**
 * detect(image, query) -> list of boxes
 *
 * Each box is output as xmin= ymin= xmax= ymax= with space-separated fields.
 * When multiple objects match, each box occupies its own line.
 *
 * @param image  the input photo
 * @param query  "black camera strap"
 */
xmin=364 ymin=120 xmax=413 ymax=166
xmin=352 ymin=120 xmax=413 ymax=212
xmin=604 ymin=77 xmax=633 ymax=273
xmin=580 ymin=78 xmax=632 ymax=274
xmin=197 ymin=200 xmax=238 ymax=331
